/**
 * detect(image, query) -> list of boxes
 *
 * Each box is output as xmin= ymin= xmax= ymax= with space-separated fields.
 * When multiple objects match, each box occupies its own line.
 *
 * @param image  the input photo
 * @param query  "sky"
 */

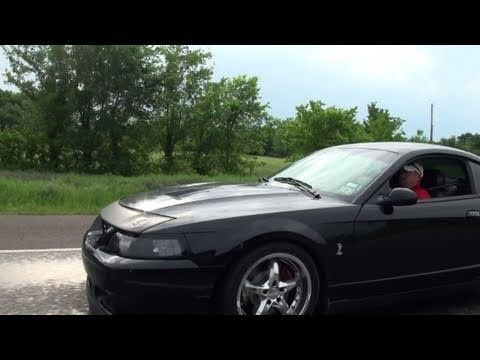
xmin=2 ymin=45 xmax=480 ymax=140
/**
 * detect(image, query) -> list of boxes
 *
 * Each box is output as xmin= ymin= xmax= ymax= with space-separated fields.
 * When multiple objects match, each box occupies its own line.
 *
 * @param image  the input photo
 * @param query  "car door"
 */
xmin=420 ymin=159 xmax=480 ymax=287
xmin=348 ymin=156 xmax=480 ymax=299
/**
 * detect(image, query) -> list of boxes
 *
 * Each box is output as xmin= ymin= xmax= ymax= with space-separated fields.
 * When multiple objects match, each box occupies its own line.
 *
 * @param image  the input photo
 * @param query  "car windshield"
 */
xmin=271 ymin=147 xmax=398 ymax=199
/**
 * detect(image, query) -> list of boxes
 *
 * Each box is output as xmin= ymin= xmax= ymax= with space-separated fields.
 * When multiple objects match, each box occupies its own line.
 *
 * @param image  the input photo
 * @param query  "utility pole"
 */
xmin=429 ymin=103 xmax=434 ymax=143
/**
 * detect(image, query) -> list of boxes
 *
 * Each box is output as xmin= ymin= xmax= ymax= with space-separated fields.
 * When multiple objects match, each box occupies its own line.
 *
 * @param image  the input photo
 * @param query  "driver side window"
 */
xmin=389 ymin=157 xmax=472 ymax=199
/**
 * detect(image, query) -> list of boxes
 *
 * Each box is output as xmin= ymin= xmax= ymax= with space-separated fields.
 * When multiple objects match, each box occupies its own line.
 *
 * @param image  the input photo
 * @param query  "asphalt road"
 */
xmin=0 ymin=249 xmax=88 ymax=315
xmin=0 ymin=216 xmax=94 ymax=315
xmin=2 ymin=215 xmax=480 ymax=315
xmin=0 ymin=215 xmax=96 ymax=250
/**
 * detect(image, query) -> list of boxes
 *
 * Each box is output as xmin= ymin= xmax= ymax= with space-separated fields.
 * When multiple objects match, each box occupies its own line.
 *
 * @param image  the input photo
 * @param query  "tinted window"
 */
xmin=390 ymin=157 xmax=471 ymax=198
xmin=469 ymin=161 xmax=480 ymax=194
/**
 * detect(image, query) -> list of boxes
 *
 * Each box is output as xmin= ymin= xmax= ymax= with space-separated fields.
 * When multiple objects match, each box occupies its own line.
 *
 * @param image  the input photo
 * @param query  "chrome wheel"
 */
xmin=236 ymin=253 xmax=312 ymax=315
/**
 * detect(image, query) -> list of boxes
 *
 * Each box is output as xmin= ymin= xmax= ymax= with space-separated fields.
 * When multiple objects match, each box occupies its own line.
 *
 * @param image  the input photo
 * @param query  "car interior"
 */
xmin=389 ymin=157 xmax=472 ymax=199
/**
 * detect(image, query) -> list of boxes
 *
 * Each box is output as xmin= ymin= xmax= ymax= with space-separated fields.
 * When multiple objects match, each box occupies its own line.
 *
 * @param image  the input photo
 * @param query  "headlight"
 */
xmin=106 ymin=232 xmax=187 ymax=259
xmin=84 ymin=230 xmax=103 ymax=251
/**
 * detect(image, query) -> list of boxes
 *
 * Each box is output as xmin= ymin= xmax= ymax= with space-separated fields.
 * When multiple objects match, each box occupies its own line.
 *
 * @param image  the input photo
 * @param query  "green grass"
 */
xmin=248 ymin=155 xmax=291 ymax=177
xmin=0 ymin=156 xmax=291 ymax=215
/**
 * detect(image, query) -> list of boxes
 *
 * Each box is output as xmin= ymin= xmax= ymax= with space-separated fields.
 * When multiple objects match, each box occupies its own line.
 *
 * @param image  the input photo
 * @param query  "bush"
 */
xmin=0 ymin=130 xmax=28 ymax=169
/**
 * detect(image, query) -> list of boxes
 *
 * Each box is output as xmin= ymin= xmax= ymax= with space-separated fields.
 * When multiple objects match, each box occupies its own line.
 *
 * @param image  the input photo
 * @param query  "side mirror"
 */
xmin=377 ymin=188 xmax=418 ymax=206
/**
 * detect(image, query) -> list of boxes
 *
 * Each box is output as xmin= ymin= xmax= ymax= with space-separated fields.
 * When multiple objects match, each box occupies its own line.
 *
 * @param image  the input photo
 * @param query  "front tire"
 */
xmin=218 ymin=242 xmax=320 ymax=315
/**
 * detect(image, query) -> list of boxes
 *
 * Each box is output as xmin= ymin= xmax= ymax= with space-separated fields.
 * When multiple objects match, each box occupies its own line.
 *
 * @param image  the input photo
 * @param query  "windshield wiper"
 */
xmin=273 ymin=177 xmax=321 ymax=199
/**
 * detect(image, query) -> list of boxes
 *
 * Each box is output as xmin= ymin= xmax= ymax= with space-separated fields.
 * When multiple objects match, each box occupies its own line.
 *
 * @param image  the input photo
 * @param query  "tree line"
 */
xmin=0 ymin=45 xmax=475 ymax=176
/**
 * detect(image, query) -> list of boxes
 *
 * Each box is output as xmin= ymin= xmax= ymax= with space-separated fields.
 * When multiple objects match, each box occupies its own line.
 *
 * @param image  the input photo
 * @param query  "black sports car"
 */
xmin=82 ymin=142 xmax=480 ymax=315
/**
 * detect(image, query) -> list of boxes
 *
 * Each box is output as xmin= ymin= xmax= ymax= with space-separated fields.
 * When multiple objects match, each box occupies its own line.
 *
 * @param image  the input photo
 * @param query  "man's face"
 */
xmin=399 ymin=170 xmax=421 ymax=189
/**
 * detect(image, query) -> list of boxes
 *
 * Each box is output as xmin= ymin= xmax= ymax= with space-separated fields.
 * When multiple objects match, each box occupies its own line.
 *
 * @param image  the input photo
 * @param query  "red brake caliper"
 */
xmin=280 ymin=263 xmax=293 ymax=281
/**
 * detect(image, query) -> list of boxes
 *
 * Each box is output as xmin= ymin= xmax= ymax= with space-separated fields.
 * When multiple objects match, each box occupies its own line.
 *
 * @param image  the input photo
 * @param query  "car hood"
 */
xmin=118 ymin=182 xmax=297 ymax=213
xmin=100 ymin=182 xmax=352 ymax=233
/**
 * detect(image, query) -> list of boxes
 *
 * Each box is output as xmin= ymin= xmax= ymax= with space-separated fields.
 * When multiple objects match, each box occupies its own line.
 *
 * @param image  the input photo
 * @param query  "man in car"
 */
xmin=399 ymin=162 xmax=431 ymax=199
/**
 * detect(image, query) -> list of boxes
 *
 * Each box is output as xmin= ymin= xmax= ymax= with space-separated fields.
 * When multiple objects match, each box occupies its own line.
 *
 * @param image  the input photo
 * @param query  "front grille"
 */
xmin=92 ymin=283 xmax=115 ymax=314
xmin=98 ymin=297 xmax=114 ymax=314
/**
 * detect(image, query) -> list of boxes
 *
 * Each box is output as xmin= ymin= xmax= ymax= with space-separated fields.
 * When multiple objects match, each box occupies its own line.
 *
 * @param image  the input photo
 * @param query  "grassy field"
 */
xmin=0 ymin=156 xmax=291 ymax=215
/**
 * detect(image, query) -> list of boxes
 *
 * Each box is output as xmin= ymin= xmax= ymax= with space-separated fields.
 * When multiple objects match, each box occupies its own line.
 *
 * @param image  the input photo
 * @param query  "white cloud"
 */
xmin=305 ymin=45 xmax=433 ymax=85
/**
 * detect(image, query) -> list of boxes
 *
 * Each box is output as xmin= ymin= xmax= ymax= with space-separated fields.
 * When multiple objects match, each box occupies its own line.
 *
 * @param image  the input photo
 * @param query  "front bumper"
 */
xmin=82 ymin=244 xmax=222 ymax=314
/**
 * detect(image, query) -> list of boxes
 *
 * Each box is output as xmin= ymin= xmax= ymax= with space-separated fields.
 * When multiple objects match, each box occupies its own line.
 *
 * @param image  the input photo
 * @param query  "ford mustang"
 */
xmin=82 ymin=142 xmax=480 ymax=314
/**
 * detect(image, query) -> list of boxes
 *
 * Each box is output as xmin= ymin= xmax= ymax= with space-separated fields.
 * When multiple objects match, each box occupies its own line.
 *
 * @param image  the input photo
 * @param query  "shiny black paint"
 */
xmin=82 ymin=142 xmax=480 ymax=313
xmin=83 ymin=251 xmax=216 ymax=314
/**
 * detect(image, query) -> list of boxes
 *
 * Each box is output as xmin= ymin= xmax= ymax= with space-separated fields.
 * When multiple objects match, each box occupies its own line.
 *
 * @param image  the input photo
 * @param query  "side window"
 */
xmin=469 ymin=161 xmax=480 ymax=194
xmin=389 ymin=157 xmax=472 ymax=199
xmin=420 ymin=158 xmax=471 ymax=198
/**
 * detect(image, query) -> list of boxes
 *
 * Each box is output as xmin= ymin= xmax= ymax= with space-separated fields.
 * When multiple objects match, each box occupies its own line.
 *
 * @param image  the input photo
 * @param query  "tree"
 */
xmin=0 ymin=89 xmax=45 ymax=169
xmin=149 ymin=45 xmax=213 ymax=173
xmin=408 ymin=129 xmax=429 ymax=143
xmin=256 ymin=116 xmax=286 ymax=157
xmin=216 ymin=76 xmax=268 ymax=173
xmin=3 ymin=45 xmax=76 ymax=170
xmin=188 ymin=76 xmax=269 ymax=175
xmin=438 ymin=136 xmax=457 ymax=148
xmin=455 ymin=133 xmax=480 ymax=155
xmin=73 ymin=45 xmax=157 ymax=175
xmin=0 ymin=90 xmax=30 ymax=130
xmin=285 ymin=100 xmax=365 ymax=156
xmin=2 ymin=45 xmax=157 ymax=175
xmin=436 ymin=133 xmax=480 ymax=155
xmin=363 ymin=102 xmax=406 ymax=141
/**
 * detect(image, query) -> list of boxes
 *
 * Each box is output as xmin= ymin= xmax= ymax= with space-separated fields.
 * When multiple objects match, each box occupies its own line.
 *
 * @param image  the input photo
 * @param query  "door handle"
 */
xmin=466 ymin=210 xmax=480 ymax=218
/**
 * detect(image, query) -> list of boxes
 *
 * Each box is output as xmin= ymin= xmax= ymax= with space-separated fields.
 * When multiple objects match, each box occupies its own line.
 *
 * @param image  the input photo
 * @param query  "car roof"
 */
xmin=331 ymin=142 xmax=480 ymax=161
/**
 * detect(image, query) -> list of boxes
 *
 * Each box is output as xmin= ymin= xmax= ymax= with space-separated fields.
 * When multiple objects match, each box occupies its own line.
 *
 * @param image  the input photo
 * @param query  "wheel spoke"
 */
xmin=273 ymin=297 xmax=290 ymax=315
xmin=244 ymin=280 xmax=268 ymax=296
xmin=255 ymin=299 xmax=270 ymax=315
xmin=278 ymin=279 xmax=297 ymax=294
xmin=268 ymin=260 xmax=280 ymax=287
